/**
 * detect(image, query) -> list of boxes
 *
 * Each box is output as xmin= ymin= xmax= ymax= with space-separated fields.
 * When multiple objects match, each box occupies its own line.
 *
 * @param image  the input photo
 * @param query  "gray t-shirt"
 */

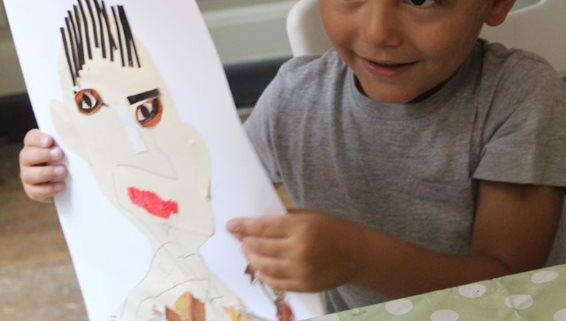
xmin=244 ymin=40 xmax=566 ymax=312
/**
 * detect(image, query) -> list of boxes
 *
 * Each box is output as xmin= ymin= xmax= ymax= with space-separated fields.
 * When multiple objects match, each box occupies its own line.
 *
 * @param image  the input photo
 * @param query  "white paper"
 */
xmin=4 ymin=1 xmax=325 ymax=320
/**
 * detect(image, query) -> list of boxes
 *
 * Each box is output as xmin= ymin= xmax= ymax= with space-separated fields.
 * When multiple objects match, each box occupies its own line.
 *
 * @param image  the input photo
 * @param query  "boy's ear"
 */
xmin=485 ymin=0 xmax=517 ymax=27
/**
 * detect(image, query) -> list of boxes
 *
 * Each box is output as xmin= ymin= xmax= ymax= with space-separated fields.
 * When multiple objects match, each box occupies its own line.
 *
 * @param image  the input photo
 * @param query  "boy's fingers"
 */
xmin=243 ymin=237 xmax=287 ymax=258
xmin=20 ymin=147 xmax=64 ymax=167
xmin=20 ymin=165 xmax=67 ymax=185
xmin=227 ymin=216 xmax=289 ymax=238
xmin=257 ymin=273 xmax=303 ymax=293
xmin=244 ymin=248 xmax=289 ymax=280
xmin=24 ymin=129 xmax=53 ymax=148
xmin=24 ymin=183 xmax=65 ymax=203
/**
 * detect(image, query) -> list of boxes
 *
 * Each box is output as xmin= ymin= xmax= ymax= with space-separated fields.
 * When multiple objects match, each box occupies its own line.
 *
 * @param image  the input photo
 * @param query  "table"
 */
xmin=310 ymin=264 xmax=566 ymax=321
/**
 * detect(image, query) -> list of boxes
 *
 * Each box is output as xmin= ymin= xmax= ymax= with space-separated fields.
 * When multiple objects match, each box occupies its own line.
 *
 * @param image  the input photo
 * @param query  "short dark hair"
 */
xmin=60 ymin=0 xmax=141 ymax=86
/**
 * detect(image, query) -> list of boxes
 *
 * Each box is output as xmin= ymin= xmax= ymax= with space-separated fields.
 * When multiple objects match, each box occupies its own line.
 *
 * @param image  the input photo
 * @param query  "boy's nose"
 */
xmin=361 ymin=3 xmax=403 ymax=48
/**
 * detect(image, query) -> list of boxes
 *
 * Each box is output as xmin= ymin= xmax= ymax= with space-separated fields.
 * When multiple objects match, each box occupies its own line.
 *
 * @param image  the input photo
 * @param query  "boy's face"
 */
xmin=320 ymin=0 xmax=515 ymax=104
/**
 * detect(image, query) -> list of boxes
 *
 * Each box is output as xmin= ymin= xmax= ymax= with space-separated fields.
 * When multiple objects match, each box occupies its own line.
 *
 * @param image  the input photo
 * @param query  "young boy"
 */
xmin=20 ymin=0 xmax=566 ymax=314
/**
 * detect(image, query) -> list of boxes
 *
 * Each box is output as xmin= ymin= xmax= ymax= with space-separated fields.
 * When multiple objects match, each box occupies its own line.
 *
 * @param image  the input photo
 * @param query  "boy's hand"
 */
xmin=227 ymin=210 xmax=368 ymax=292
xmin=19 ymin=129 xmax=67 ymax=203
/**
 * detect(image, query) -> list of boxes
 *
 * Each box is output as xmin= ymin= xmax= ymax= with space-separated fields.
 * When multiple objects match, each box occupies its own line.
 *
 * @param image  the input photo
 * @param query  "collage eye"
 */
xmin=75 ymin=89 xmax=104 ymax=115
xmin=135 ymin=97 xmax=163 ymax=128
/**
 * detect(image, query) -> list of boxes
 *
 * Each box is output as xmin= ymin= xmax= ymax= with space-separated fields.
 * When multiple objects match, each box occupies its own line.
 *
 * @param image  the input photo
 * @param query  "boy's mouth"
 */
xmin=361 ymin=57 xmax=418 ymax=78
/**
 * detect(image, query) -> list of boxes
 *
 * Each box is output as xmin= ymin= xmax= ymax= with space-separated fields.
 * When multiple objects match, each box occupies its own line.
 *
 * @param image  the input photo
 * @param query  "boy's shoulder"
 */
xmin=457 ymin=40 xmax=566 ymax=120
xmin=481 ymin=39 xmax=545 ymax=63
xmin=275 ymin=50 xmax=346 ymax=88
xmin=478 ymin=39 xmax=563 ymax=89
xmin=280 ymin=49 xmax=343 ymax=70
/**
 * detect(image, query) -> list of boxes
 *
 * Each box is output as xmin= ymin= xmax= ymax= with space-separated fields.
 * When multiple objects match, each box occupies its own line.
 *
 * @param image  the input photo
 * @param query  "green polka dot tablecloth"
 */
xmin=309 ymin=264 xmax=566 ymax=321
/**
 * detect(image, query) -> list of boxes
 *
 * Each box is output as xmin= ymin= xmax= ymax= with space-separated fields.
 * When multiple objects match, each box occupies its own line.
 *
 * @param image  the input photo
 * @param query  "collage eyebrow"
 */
xmin=127 ymin=89 xmax=160 ymax=105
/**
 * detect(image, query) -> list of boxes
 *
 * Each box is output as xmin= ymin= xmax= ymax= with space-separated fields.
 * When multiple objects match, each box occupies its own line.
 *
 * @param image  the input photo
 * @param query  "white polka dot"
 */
xmin=531 ymin=271 xmax=559 ymax=284
xmin=554 ymin=309 xmax=566 ymax=321
xmin=458 ymin=284 xmax=487 ymax=298
xmin=385 ymin=299 xmax=414 ymax=316
xmin=430 ymin=309 xmax=459 ymax=321
xmin=504 ymin=295 xmax=533 ymax=310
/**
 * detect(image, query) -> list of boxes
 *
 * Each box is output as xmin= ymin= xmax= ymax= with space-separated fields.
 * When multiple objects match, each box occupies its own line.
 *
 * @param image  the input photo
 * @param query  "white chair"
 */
xmin=286 ymin=0 xmax=566 ymax=74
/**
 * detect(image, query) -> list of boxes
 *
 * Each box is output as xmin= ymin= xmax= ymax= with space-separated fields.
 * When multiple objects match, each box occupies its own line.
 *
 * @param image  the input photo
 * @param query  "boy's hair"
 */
xmin=60 ymin=0 xmax=141 ymax=86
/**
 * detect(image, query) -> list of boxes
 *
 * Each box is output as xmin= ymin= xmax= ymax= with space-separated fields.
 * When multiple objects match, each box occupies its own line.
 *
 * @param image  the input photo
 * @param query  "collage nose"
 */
xmin=118 ymin=105 xmax=148 ymax=154
xmin=116 ymin=105 xmax=177 ymax=179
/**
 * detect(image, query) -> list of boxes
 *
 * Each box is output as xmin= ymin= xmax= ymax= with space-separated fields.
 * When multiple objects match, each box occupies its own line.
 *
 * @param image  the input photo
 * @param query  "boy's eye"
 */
xmin=404 ymin=0 xmax=437 ymax=7
xmin=135 ymin=97 xmax=163 ymax=128
xmin=75 ymin=89 xmax=104 ymax=115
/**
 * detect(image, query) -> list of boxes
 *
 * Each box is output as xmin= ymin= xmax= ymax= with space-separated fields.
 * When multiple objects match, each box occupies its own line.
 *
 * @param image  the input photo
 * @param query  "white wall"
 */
xmin=204 ymin=0 xmax=294 ymax=64
xmin=0 ymin=30 xmax=24 ymax=97
xmin=0 ymin=1 xmax=7 ymax=28
xmin=198 ymin=0 xmax=289 ymax=11
xmin=1 ymin=0 xmax=24 ymax=97
xmin=1 ymin=0 xmax=25 ymax=97
xmin=514 ymin=0 xmax=541 ymax=10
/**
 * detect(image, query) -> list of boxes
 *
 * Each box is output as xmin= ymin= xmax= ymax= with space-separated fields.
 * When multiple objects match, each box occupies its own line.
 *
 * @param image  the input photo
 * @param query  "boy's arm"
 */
xmin=350 ymin=180 xmax=563 ymax=298
xmin=228 ymin=180 xmax=563 ymax=299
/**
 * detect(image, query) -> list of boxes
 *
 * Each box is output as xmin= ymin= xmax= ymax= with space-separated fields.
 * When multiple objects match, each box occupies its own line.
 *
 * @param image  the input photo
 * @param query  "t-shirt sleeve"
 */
xmin=243 ymin=72 xmax=284 ymax=184
xmin=473 ymin=57 xmax=566 ymax=188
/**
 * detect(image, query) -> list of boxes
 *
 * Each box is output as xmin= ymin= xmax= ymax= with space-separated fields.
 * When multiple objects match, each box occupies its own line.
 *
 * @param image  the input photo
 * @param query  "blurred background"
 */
xmin=0 ymin=1 xmax=295 ymax=320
